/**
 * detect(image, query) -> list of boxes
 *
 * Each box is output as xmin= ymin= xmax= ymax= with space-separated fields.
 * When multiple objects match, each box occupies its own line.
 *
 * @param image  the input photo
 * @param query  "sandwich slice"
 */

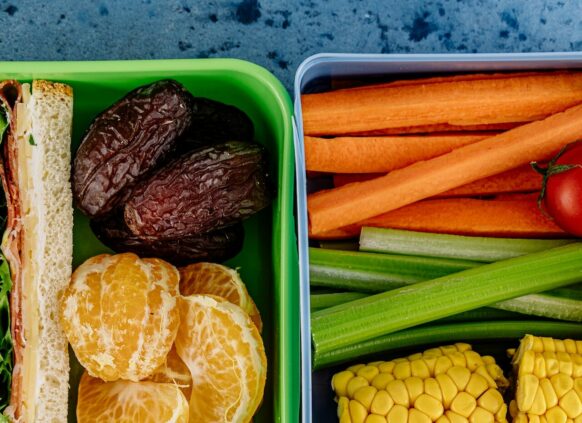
xmin=0 ymin=80 xmax=74 ymax=422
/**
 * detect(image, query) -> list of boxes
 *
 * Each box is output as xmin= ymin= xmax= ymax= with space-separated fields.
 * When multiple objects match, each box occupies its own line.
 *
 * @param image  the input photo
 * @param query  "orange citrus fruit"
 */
xmin=148 ymin=346 xmax=192 ymax=399
xmin=175 ymin=295 xmax=267 ymax=422
xmin=77 ymin=372 xmax=189 ymax=422
xmin=179 ymin=262 xmax=263 ymax=332
xmin=60 ymin=253 xmax=180 ymax=381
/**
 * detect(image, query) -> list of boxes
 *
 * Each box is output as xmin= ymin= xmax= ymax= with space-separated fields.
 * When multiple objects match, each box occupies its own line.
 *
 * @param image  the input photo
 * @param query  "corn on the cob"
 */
xmin=510 ymin=335 xmax=582 ymax=423
xmin=332 ymin=343 xmax=509 ymax=423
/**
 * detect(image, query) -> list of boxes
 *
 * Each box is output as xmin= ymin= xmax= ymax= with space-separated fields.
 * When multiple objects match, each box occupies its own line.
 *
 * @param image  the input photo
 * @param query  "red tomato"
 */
xmin=543 ymin=141 xmax=582 ymax=236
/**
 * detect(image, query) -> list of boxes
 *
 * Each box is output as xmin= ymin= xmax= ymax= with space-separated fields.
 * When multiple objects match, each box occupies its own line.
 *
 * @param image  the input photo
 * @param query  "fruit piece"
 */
xmin=175 ymin=295 xmax=267 ymax=423
xmin=536 ymin=140 xmax=582 ymax=236
xmin=179 ymin=262 xmax=262 ymax=332
xmin=77 ymin=372 xmax=188 ymax=423
xmin=73 ymin=80 xmax=194 ymax=217
xmin=147 ymin=347 xmax=192 ymax=399
xmin=91 ymin=211 xmax=244 ymax=266
xmin=60 ymin=253 xmax=180 ymax=381
xmin=124 ymin=141 xmax=271 ymax=239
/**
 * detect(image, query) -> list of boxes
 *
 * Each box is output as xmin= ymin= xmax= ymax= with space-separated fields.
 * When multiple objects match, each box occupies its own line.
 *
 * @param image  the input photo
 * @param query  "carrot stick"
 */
xmin=302 ymin=71 xmax=582 ymax=136
xmin=307 ymin=103 xmax=582 ymax=235
xmin=333 ymin=165 xmax=542 ymax=197
xmin=310 ymin=197 xmax=565 ymax=240
xmin=348 ymin=123 xmax=519 ymax=136
xmin=305 ymin=133 xmax=489 ymax=173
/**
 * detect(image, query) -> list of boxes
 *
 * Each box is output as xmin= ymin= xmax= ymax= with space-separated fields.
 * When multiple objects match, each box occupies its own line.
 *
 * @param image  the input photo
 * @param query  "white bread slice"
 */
xmin=7 ymin=80 xmax=73 ymax=422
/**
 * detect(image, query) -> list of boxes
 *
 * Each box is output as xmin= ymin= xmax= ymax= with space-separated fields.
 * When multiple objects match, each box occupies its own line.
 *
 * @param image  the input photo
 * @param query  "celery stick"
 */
xmin=359 ymin=227 xmax=574 ymax=262
xmin=311 ymin=292 xmax=368 ymax=312
xmin=494 ymin=294 xmax=582 ymax=321
xmin=311 ymin=244 xmax=582 ymax=358
xmin=313 ymin=320 xmax=582 ymax=369
xmin=309 ymin=247 xmax=479 ymax=292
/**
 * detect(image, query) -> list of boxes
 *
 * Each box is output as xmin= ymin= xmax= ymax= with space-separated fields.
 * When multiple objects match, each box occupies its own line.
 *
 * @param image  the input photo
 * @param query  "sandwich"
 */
xmin=0 ymin=80 xmax=73 ymax=422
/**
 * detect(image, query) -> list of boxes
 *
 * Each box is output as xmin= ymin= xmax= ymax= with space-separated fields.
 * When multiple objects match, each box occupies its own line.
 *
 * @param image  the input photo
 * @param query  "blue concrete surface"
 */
xmin=0 ymin=0 xmax=581 ymax=92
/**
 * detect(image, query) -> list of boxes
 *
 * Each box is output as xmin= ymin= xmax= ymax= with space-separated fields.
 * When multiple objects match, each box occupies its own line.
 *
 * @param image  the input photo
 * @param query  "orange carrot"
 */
xmin=348 ymin=123 xmax=518 ymax=136
xmin=305 ymin=133 xmax=489 ymax=173
xmin=310 ymin=197 xmax=565 ymax=240
xmin=307 ymin=103 xmax=582 ymax=235
xmin=302 ymin=71 xmax=582 ymax=136
xmin=332 ymin=165 xmax=542 ymax=197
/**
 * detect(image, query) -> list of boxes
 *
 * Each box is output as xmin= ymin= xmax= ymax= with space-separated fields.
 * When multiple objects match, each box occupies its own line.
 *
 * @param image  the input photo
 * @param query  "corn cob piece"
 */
xmin=510 ymin=335 xmax=582 ymax=423
xmin=332 ymin=343 xmax=509 ymax=423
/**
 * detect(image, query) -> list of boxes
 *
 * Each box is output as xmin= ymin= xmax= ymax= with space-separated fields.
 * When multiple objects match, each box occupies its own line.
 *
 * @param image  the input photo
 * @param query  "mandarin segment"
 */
xmin=175 ymin=295 xmax=267 ymax=423
xmin=147 ymin=346 xmax=192 ymax=399
xmin=60 ymin=253 xmax=180 ymax=381
xmin=179 ymin=262 xmax=263 ymax=332
xmin=77 ymin=372 xmax=189 ymax=422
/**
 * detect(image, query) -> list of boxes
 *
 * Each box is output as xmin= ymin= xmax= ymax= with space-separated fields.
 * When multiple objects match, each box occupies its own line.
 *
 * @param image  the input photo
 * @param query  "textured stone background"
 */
xmin=0 ymin=0 xmax=580 ymax=91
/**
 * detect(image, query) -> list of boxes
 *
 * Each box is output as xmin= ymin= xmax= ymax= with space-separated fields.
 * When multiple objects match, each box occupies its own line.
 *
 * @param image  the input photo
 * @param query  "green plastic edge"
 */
xmin=0 ymin=58 xmax=300 ymax=423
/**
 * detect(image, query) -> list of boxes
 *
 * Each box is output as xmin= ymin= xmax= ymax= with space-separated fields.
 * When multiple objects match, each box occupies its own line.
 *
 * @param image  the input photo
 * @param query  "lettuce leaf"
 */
xmin=0 ymin=255 xmax=11 ymax=415
xmin=0 ymin=106 xmax=7 ymax=144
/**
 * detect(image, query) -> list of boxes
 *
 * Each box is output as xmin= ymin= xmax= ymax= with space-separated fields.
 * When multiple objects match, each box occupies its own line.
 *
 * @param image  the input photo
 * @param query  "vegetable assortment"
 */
xmin=302 ymin=71 xmax=582 ymax=422
xmin=73 ymin=79 xmax=271 ymax=265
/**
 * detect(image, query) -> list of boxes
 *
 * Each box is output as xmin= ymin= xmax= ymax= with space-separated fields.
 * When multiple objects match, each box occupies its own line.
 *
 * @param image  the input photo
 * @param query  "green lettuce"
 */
xmin=0 ymin=106 xmax=7 ymax=144
xmin=0 ymin=255 xmax=11 ymax=416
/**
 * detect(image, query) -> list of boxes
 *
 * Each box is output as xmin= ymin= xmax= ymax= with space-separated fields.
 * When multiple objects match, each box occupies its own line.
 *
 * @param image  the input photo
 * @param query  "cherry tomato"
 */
xmin=543 ymin=141 xmax=582 ymax=236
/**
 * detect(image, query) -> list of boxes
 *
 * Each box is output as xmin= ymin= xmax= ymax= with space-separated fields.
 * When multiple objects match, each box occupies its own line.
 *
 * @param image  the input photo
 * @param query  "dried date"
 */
xmin=91 ymin=212 xmax=244 ymax=265
xmin=73 ymin=80 xmax=194 ymax=217
xmin=124 ymin=141 xmax=271 ymax=239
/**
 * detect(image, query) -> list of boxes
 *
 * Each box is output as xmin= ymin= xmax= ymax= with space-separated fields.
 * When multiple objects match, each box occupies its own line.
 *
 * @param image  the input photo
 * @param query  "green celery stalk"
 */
xmin=309 ymin=247 xmax=479 ymax=292
xmin=359 ymin=227 xmax=574 ymax=262
xmin=313 ymin=320 xmax=582 ymax=369
xmin=494 ymin=294 xmax=582 ymax=321
xmin=311 ymin=292 xmax=368 ymax=312
xmin=311 ymin=244 xmax=582 ymax=359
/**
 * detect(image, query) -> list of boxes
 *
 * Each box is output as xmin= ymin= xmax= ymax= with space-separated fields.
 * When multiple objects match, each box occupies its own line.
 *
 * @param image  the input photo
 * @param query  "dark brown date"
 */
xmin=91 ymin=212 xmax=244 ymax=265
xmin=124 ymin=141 xmax=271 ymax=239
xmin=73 ymin=80 xmax=194 ymax=217
xmin=175 ymin=97 xmax=254 ymax=153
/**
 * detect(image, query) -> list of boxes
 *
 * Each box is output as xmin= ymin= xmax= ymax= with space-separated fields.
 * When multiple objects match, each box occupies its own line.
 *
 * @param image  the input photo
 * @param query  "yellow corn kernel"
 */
xmin=450 ymin=392 xmax=477 ymax=418
xmin=441 ymin=345 xmax=460 ymax=356
xmin=565 ymin=340 xmax=578 ymax=354
xmin=446 ymin=410 xmax=469 ymax=423
xmin=517 ymin=374 xmax=540 ymax=412
xmin=371 ymin=389 xmax=394 ymax=416
xmin=436 ymin=373 xmax=459 ymax=410
xmin=365 ymin=415 xmax=387 ymax=423
xmin=393 ymin=361 xmax=412 ymax=380
xmin=436 ymin=416 xmax=451 ymax=423
xmin=372 ymin=373 xmax=395 ymax=391
xmin=495 ymin=403 xmax=508 ymax=422
xmin=576 ymin=341 xmax=582 ymax=354
xmin=572 ymin=355 xmax=582 ymax=378
xmin=456 ymin=343 xmax=472 ymax=353
xmin=521 ymin=350 xmax=536 ymax=375
xmin=559 ymin=390 xmax=581 ymax=419
xmin=469 ymin=406 xmax=494 ymax=423
xmin=424 ymin=347 xmax=443 ymax=358
xmin=530 ymin=415 xmax=541 ymax=423
xmin=487 ymin=364 xmax=510 ymax=388
xmin=544 ymin=352 xmax=560 ymax=377
xmin=464 ymin=351 xmax=484 ymax=371
xmin=424 ymin=356 xmax=438 ymax=375
xmin=482 ymin=355 xmax=496 ymax=365
xmin=558 ymin=352 xmax=574 ymax=376
xmin=350 ymin=399 xmax=368 ymax=423
xmin=510 ymin=400 xmax=519 ymax=418
xmin=478 ymin=388 xmax=504 ymax=414
xmin=393 ymin=358 xmax=408 ymax=364
xmin=546 ymin=406 xmax=568 ymax=423
xmin=340 ymin=412 xmax=353 ymax=423
xmin=347 ymin=376 xmax=370 ymax=398
xmin=358 ymin=366 xmax=381 ymax=383
xmin=408 ymin=353 xmax=423 ymax=361
xmin=449 ymin=352 xmax=467 ymax=368
xmin=513 ymin=414 xmax=529 ymax=423
xmin=333 ymin=371 xmax=355 ymax=397
xmin=475 ymin=366 xmax=498 ymax=389
xmin=447 ymin=366 xmax=471 ymax=391
xmin=541 ymin=378 xmax=559 ymax=409
xmin=536 ymin=353 xmax=549 ymax=378
xmin=338 ymin=396 xmax=350 ymax=418
xmin=465 ymin=373 xmax=489 ymax=398
xmin=354 ymin=386 xmax=378 ymax=410
xmin=551 ymin=374 xmax=574 ymax=399
xmin=386 ymin=379 xmax=410 ymax=408
xmin=410 ymin=360 xmax=430 ymax=379
xmin=404 ymin=377 xmax=424 ymax=403
xmin=424 ymin=377 xmax=442 ymax=402
xmin=368 ymin=361 xmax=384 ymax=367
xmin=543 ymin=337 xmax=558 ymax=353
xmin=555 ymin=340 xmax=567 ymax=353
xmin=574 ymin=377 xmax=582 ymax=395
xmin=409 ymin=408 xmax=431 ymax=423
xmin=379 ymin=361 xmax=396 ymax=374
xmin=415 ymin=393 xmax=444 ymax=421
xmin=386 ymin=404 xmax=408 ymax=423
xmin=530 ymin=385 xmax=548 ymax=416
xmin=435 ymin=356 xmax=454 ymax=375
xmin=349 ymin=364 xmax=367 ymax=373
